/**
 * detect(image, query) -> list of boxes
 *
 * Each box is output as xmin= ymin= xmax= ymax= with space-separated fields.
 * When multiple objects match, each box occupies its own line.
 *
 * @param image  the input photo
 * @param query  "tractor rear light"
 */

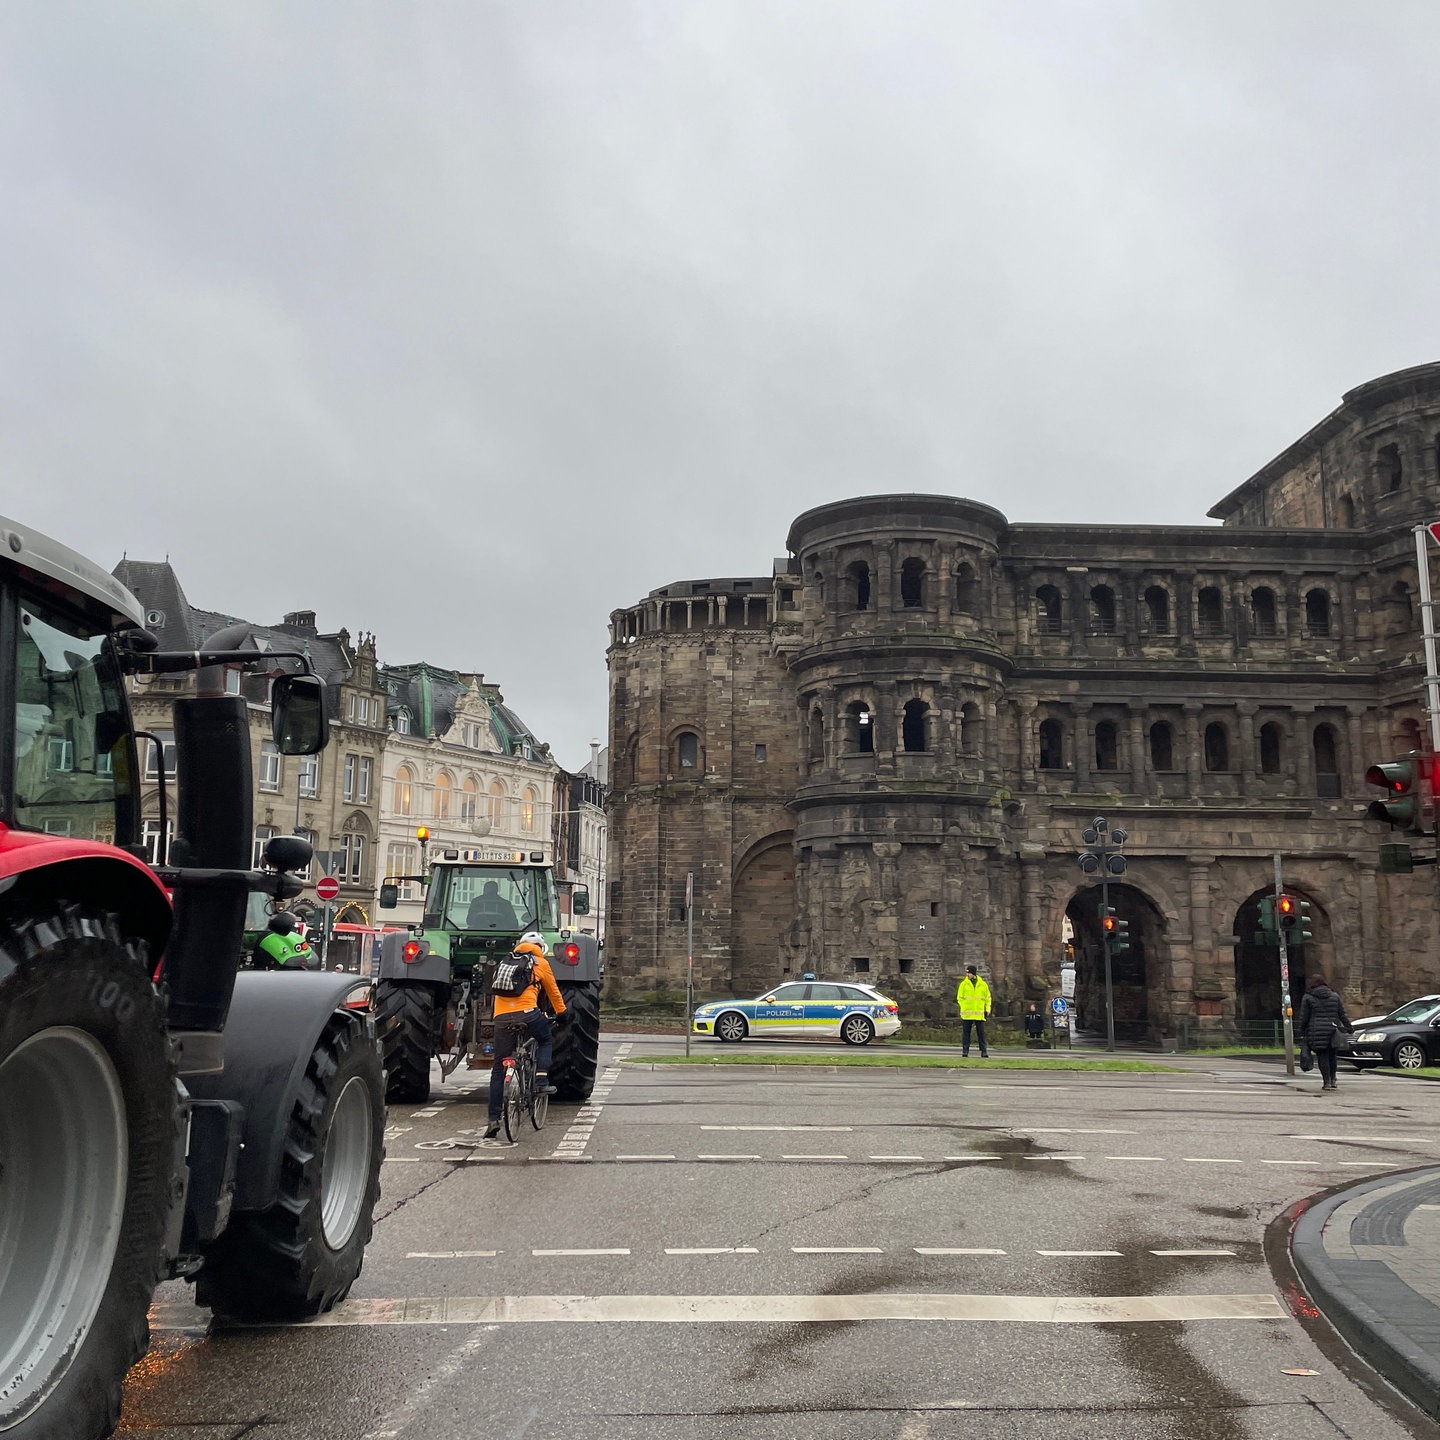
xmin=561 ymin=942 xmax=580 ymax=965
xmin=402 ymin=941 xmax=422 ymax=963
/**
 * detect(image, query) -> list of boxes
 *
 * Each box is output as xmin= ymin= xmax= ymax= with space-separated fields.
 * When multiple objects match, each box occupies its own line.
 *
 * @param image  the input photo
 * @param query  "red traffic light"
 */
xmin=1277 ymin=894 xmax=1296 ymax=918
xmin=1102 ymin=914 xmax=1118 ymax=934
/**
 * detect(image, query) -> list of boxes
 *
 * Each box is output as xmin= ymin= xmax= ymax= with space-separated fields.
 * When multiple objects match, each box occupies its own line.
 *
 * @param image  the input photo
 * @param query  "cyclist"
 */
xmin=482 ymin=934 xmax=567 ymax=1139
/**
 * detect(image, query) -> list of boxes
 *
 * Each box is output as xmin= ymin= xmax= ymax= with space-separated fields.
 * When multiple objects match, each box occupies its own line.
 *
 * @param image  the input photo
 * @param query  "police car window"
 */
xmin=838 ymin=986 xmax=871 ymax=1001
xmin=770 ymin=984 xmax=806 ymax=1002
xmin=809 ymin=984 xmax=843 ymax=1001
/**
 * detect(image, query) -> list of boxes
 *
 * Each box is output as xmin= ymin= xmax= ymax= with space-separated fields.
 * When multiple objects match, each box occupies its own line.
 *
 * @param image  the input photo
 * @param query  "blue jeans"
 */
xmin=488 ymin=1011 xmax=553 ymax=1121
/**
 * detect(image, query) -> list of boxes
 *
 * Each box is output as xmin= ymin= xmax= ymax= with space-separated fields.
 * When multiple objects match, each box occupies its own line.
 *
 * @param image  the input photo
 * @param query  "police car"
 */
xmin=692 ymin=981 xmax=901 ymax=1046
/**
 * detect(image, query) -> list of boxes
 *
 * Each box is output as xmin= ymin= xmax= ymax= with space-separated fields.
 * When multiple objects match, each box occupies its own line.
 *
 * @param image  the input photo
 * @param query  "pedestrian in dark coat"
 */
xmin=1022 ymin=1004 xmax=1047 ymax=1047
xmin=1297 ymin=973 xmax=1352 ymax=1093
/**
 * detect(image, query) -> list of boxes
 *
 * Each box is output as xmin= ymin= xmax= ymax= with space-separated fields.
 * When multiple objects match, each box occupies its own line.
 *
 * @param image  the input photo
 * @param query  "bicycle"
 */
xmin=500 ymin=1026 xmax=549 ymax=1141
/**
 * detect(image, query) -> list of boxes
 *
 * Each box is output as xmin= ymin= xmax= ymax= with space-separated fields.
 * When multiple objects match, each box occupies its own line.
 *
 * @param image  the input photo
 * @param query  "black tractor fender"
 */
xmin=184 ymin=971 xmax=377 ymax=1213
xmin=378 ymin=930 xmax=452 ymax=985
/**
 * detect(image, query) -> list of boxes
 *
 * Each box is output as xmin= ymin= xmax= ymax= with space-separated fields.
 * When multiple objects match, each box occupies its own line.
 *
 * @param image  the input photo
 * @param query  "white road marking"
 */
xmin=943 ymin=1155 xmax=1002 ymax=1162
xmin=153 ymin=1291 xmax=1289 ymax=1327
xmin=1104 ymin=1156 xmax=1165 ymax=1162
xmin=702 ymin=1125 xmax=852 ymax=1132
xmin=792 ymin=1246 xmax=884 ymax=1254
xmin=664 ymin=1247 xmax=760 ymax=1255
xmin=356 ymin=1325 xmax=497 ymax=1439
xmin=410 ymin=1109 xmax=441 ymax=1118
xmin=617 ymin=1155 xmax=677 ymax=1162
xmin=1183 ymin=1158 xmax=1243 ymax=1164
xmin=783 ymin=1154 xmax=849 ymax=1161
xmin=869 ymin=1154 xmax=927 ymax=1161
xmin=1012 ymin=1128 xmax=1136 ymax=1135
xmin=1338 ymin=1161 xmax=1398 ymax=1168
xmin=1150 ymin=1250 xmax=1236 ymax=1257
xmin=698 ymin=1154 xmax=761 ymax=1161
xmin=532 ymin=1248 xmax=631 ymax=1257
xmin=407 ymin=1251 xmax=497 ymax=1259
xmin=383 ymin=1157 xmax=422 ymax=1163
xmin=1287 ymin=1134 xmax=1428 ymax=1143
xmin=914 ymin=1248 xmax=1007 ymax=1256
xmin=1037 ymin=1250 xmax=1123 ymax=1257
xmin=1260 ymin=1160 xmax=1315 ymax=1166
xmin=1024 ymin=1155 xmax=1085 ymax=1161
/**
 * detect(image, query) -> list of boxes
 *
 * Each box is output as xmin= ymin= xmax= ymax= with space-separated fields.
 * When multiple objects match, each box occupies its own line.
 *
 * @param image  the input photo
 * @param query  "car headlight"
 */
xmin=1355 ymin=1031 xmax=1387 ymax=1044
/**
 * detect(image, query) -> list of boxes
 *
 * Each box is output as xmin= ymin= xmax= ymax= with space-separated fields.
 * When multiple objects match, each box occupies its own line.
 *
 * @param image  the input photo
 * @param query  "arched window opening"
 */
xmin=1094 ymin=720 xmax=1118 ymax=771
xmin=1149 ymin=722 xmax=1173 ymax=771
xmin=460 ymin=776 xmax=478 ymax=821
xmin=1313 ymin=724 xmax=1341 ymax=797
xmin=521 ymin=786 xmax=538 ymax=833
xmin=960 ymin=703 xmax=980 ymax=753
xmin=808 ymin=708 xmax=824 ymax=763
xmin=848 ymin=561 xmax=871 ymax=612
xmin=677 ymin=731 xmax=700 ymax=770
xmin=1144 ymin=586 xmax=1171 ymax=634
xmin=433 ymin=771 xmax=452 ymax=820
xmin=902 ymin=700 xmax=929 ymax=753
xmin=1380 ymin=443 xmax=1404 ymax=493
xmin=1259 ymin=723 xmax=1282 ymax=775
xmin=1036 ymin=585 xmax=1063 ymax=636
xmin=954 ymin=564 xmax=979 ymax=614
xmin=1196 ymin=587 xmax=1224 ymax=637
xmin=900 ymin=557 xmax=926 ymax=608
xmin=1204 ymin=722 xmax=1229 ymax=773
xmin=1250 ymin=587 xmax=1278 ymax=638
xmin=395 ymin=764 xmax=415 ymax=816
xmin=1305 ymin=589 xmax=1331 ymax=637
xmin=1391 ymin=581 xmax=1414 ymax=633
xmin=1038 ymin=719 xmax=1065 ymax=770
xmin=1337 ymin=494 xmax=1356 ymax=529
xmin=847 ymin=702 xmax=875 ymax=755
xmin=1090 ymin=585 xmax=1117 ymax=635
xmin=487 ymin=781 xmax=506 ymax=827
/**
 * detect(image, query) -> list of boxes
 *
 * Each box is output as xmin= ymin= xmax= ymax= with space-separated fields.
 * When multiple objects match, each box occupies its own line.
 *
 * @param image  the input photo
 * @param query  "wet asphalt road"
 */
xmin=116 ymin=1036 xmax=1440 ymax=1439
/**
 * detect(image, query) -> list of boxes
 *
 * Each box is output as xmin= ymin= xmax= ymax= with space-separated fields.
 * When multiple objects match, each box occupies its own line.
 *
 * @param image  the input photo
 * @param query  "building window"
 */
xmin=252 ymin=824 xmax=278 ymax=869
xmin=1149 ymin=722 xmax=1174 ymax=771
xmin=258 ymin=742 xmax=281 ymax=792
xmin=387 ymin=842 xmax=418 ymax=901
xmin=358 ymin=756 xmax=372 ymax=803
xmin=1380 ymin=442 xmax=1403 ymax=492
xmin=900 ymin=558 xmax=925 ymax=608
xmin=293 ymin=828 xmax=315 ymax=881
xmin=1337 ymin=494 xmax=1356 ymax=528
xmin=1038 ymin=719 xmax=1065 ymax=770
xmin=1314 ymin=724 xmax=1341 ymax=797
xmin=1144 ymin=586 xmax=1171 ymax=634
xmin=395 ymin=711 xmax=412 ymax=735
xmin=852 ymin=957 xmax=871 ymax=973
xmin=902 ymin=700 xmax=929 ymax=753
xmin=343 ymin=753 xmax=356 ymax=802
xmin=460 ymin=776 xmax=478 ymax=821
xmin=1250 ymin=587 xmax=1278 ymax=638
xmin=1204 ymin=722 xmax=1229 ymax=772
xmin=1036 ymin=585 xmax=1063 ymax=636
xmin=297 ymin=754 xmax=319 ymax=798
xmin=1260 ymin=722 xmax=1282 ymax=774
xmin=487 ymin=781 xmax=506 ymax=827
xmin=144 ymin=732 xmax=176 ymax=781
xmin=677 ymin=732 xmax=700 ymax=770
xmin=339 ymin=832 xmax=366 ymax=884
xmin=847 ymin=702 xmax=875 ymax=755
xmin=848 ymin=561 xmax=871 ymax=612
xmin=434 ymin=771 xmax=452 ymax=820
xmin=960 ymin=703 xmax=980 ymax=753
xmin=754 ymin=744 xmax=767 ymax=761
xmin=47 ymin=738 xmax=74 ymax=774
xmin=521 ymin=786 xmax=538 ymax=833
xmin=1094 ymin=720 xmax=1118 ymax=771
xmin=1305 ymin=589 xmax=1331 ymax=638
xmin=1090 ymin=585 xmax=1117 ymax=635
xmin=395 ymin=764 xmax=415 ymax=816
xmin=1391 ymin=581 xmax=1414 ymax=633
xmin=141 ymin=819 xmax=172 ymax=866
xmin=954 ymin=564 xmax=979 ymax=614
xmin=1196 ymin=587 xmax=1224 ymax=637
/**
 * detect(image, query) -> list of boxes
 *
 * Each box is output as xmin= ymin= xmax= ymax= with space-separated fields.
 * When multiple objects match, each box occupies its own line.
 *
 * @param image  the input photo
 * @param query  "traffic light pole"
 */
xmin=1100 ymin=875 xmax=1116 ymax=1053
xmin=1274 ymin=853 xmax=1295 ymax=1077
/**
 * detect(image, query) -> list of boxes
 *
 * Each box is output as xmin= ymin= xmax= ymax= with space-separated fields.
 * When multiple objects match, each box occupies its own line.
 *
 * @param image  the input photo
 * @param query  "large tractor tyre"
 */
xmin=196 ymin=1014 xmax=384 ymax=1322
xmin=0 ymin=906 xmax=178 ymax=1440
xmin=549 ymin=980 xmax=601 ymax=1103
xmin=375 ymin=979 xmax=438 ymax=1104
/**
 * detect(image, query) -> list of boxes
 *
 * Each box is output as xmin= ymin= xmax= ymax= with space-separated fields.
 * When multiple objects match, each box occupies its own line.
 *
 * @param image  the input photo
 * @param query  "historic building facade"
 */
xmin=606 ymin=362 xmax=1440 ymax=1037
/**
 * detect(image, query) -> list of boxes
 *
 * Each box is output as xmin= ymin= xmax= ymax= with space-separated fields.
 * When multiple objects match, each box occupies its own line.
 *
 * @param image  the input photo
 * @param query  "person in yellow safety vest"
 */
xmin=254 ymin=912 xmax=313 ymax=970
xmin=955 ymin=965 xmax=992 ymax=1058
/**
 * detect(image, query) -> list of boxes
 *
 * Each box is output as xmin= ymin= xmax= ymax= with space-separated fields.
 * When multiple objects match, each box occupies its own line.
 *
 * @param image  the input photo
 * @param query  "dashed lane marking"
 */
xmin=664 ymin=1247 xmax=760 ymax=1255
xmin=1183 ymin=1158 xmax=1244 ymax=1165
xmin=1012 ymin=1128 xmax=1136 ymax=1135
xmin=697 ymin=1154 xmax=762 ymax=1161
xmin=914 ymin=1248 xmax=1007 ymax=1256
xmin=406 ymin=1251 xmax=497 ymax=1259
xmin=1104 ymin=1156 xmax=1165 ymax=1162
xmin=151 ymin=1292 xmax=1288 ymax=1328
xmin=783 ymin=1154 xmax=849 ymax=1161
xmin=1151 ymin=1250 xmax=1236 ymax=1257
xmin=869 ymin=1154 xmax=926 ymax=1161
xmin=1288 ymin=1134 xmax=1430 ymax=1143
xmin=617 ymin=1154 xmax=677 ymax=1162
xmin=1036 ymin=1250 xmax=1124 ymax=1258
xmin=792 ymin=1246 xmax=884 ymax=1254
xmin=532 ymin=1248 xmax=630 ymax=1257
xmin=702 ymin=1125 xmax=853 ymax=1132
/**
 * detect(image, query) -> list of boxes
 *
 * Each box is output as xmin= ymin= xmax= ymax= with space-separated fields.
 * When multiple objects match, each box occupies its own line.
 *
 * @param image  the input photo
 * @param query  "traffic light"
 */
xmin=1365 ymin=754 xmax=1427 ymax=834
xmin=1255 ymin=896 xmax=1278 ymax=945
xmin=1100 ymin=906 xmax=1131 ymax=954
xmin=1277 ymin=893 xmax=1314 ymax=944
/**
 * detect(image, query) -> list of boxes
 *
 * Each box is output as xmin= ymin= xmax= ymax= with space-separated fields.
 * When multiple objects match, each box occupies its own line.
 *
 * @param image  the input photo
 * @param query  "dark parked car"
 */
xmin=1342 ymin=995 xmax=1440 ymax=1071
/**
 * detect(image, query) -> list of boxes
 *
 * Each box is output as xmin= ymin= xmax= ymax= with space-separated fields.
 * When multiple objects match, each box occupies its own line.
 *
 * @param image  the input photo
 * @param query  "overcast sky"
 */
xmin=5 ymin=2 xmax=1440 ymax=768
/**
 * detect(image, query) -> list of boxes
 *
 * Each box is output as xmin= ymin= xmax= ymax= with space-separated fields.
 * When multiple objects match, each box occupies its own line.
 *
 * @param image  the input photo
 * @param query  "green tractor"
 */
xmin=374 ymin=852 xmax=602 ymax=1104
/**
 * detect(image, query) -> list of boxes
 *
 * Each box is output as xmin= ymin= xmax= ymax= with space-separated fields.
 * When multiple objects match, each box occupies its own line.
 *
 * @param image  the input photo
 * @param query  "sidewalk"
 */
xmin=1292 ymin=1164 xmax=1440 ymax=1419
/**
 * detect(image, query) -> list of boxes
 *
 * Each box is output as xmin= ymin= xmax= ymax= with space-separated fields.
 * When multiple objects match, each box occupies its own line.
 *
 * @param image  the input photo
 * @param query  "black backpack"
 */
xmin=491 ymin=950 xmax=535 ymax=997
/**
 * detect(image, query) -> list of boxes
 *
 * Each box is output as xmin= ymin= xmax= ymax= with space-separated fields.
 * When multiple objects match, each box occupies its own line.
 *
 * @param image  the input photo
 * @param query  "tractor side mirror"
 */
xmin=272 ymin=673 xmax=329 ymax=755
xmin=571 ymin=885 xmax=590 ymax=916
xmin=378 ymin=883 xmax=399 ymax=910
xmin=264 ymin=834 xmax=314 ymax=875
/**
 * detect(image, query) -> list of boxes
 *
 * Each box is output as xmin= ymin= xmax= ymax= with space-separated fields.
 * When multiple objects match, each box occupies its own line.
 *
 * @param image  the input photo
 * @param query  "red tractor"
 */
xmin=0 ymin=516 xmax=385 ymax=1439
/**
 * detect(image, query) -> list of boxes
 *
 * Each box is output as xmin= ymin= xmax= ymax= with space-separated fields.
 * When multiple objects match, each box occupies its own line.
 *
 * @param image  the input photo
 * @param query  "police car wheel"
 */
xmin=715 ymin=1012 xmax=748 ymax=1043
xmin=841 ymin=1014 xmax=874 ymax=1046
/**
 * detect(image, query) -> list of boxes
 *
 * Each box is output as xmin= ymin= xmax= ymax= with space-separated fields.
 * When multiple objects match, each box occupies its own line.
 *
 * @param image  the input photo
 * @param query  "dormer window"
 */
xmin=395 ymin=710 xmax=412 ymax=735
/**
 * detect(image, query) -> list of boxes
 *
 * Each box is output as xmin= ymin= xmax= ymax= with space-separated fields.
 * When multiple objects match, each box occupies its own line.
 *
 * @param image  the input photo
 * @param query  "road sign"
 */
xmin=1060 ymin=963 xmax=1076 ymax=999
xmin=1051 ymin=997 xmax=1068 ymax=1015
xmin=1427 ymin=521 xmax=1440 ymax=547
xmin=316 ymin=875 xmax=340 ymax=901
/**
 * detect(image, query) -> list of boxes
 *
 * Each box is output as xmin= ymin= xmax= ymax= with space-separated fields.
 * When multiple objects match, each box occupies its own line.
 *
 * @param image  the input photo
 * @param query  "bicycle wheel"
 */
xmin=501 ymin=1065 xmax=523 ymax=1143
xmin=530 ymin=1072 xmax=549 ymax=1131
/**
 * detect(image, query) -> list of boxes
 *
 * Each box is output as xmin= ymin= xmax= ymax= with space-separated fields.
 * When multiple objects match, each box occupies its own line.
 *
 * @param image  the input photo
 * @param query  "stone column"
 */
xmin=1128 ymin=706 xmax=1147 ymax=794
xmin=1012 ymin=568 xmax=1033 ymax=648
xmin=1183 ymin=704 xmax=1202 ymax=791
xmin=1237 ymin=704 xmax=1257 ymax=799
xmin=1345 ymin=706 xmax=1367 ymax=795
xmin=1120 ymin=572 xmax=1140 ymax=654
xmin=1018 ymin=844 xmax=1047 ymax=995
xmin=879 ymin=541 xmax=897 ymax=613
xmin=1074 ymin=704 xmax=1092 ymax=791
xmin=1017 ymin=698 xmax=1038 ymax=786
xmin=1175 ymin=570 xmax=1196 ymax=653
xmin=936 ymin=544 xmax=953 ymax=625
xmin=875 ymin=679 xmax=899 ymax=768
xmin=1188 ymin=855 xmax=1218 ymax=1031
xmin=1069 ymin=573 xmax=1088 ymax=649
xmin=1293 ymin=706 xmax=1316 ymax=798
xmin=1356 ymin=861 xmax=1381 ymax=1004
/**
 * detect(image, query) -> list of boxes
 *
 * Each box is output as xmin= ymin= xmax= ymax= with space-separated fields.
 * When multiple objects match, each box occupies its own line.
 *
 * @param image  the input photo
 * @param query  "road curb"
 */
xmin=1290 ymin=1164 xmax=1440 ymax=1420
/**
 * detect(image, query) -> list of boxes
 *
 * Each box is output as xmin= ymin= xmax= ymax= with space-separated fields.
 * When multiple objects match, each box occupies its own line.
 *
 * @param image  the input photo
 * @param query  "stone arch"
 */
xmin=1232 ymin=885 xmax=1336 ymax=1028
xmin=1064 ymin=882 xmax=1170 ymax=1043
xmin=731 ymin=831 xmax=796 ymax=994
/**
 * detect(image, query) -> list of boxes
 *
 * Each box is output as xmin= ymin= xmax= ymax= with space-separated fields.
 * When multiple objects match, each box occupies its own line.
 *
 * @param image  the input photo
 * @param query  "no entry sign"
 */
xmin=316 ymin=876 xmax=340 ymax=902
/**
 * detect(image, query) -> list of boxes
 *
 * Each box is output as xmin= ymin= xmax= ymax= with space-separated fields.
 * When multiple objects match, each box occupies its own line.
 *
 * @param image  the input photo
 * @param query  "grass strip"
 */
xmin=625 ymin=1054 xmax=1182 ymax=1072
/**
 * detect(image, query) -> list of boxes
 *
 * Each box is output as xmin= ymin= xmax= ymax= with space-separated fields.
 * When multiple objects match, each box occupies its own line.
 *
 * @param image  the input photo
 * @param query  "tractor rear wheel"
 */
xmin=549 ymin=980 xmax=601 ymax=1102
xmin=375 ymin=979 xmax=438 ymax=1104
xmin=0 ymin=906 xmax=177 ymax=1440
xmin=196 ymin=1013 xmax=383 ymax=1321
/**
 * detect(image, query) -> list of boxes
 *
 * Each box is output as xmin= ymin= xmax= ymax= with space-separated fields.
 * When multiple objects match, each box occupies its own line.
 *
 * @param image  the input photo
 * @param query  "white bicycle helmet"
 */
xmin=518 ymin=929 xmax=549 ymax=956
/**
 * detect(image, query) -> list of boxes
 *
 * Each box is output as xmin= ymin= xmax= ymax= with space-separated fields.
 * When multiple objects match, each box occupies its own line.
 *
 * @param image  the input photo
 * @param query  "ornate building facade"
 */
xmin=606 ymin=362 xmax=1440 ymax=1037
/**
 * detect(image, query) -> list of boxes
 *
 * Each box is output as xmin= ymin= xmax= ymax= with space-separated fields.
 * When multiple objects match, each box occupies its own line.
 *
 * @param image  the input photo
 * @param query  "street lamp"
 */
xmin=1076 ymin=815 xmax=1131 ymax=1052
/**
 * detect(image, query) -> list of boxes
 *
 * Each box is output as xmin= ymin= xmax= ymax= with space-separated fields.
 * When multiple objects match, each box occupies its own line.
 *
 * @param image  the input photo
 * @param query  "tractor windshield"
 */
xmin=10 ymin=596 xmax=137 ymax=845
xmin=426 ymin=865 xmax=559 ymax=934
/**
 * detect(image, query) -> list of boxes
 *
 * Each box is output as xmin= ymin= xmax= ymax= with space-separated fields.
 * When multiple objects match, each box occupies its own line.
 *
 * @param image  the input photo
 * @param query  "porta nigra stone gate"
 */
xmin=606 ymin=363 xmax=1440 ymax=1040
